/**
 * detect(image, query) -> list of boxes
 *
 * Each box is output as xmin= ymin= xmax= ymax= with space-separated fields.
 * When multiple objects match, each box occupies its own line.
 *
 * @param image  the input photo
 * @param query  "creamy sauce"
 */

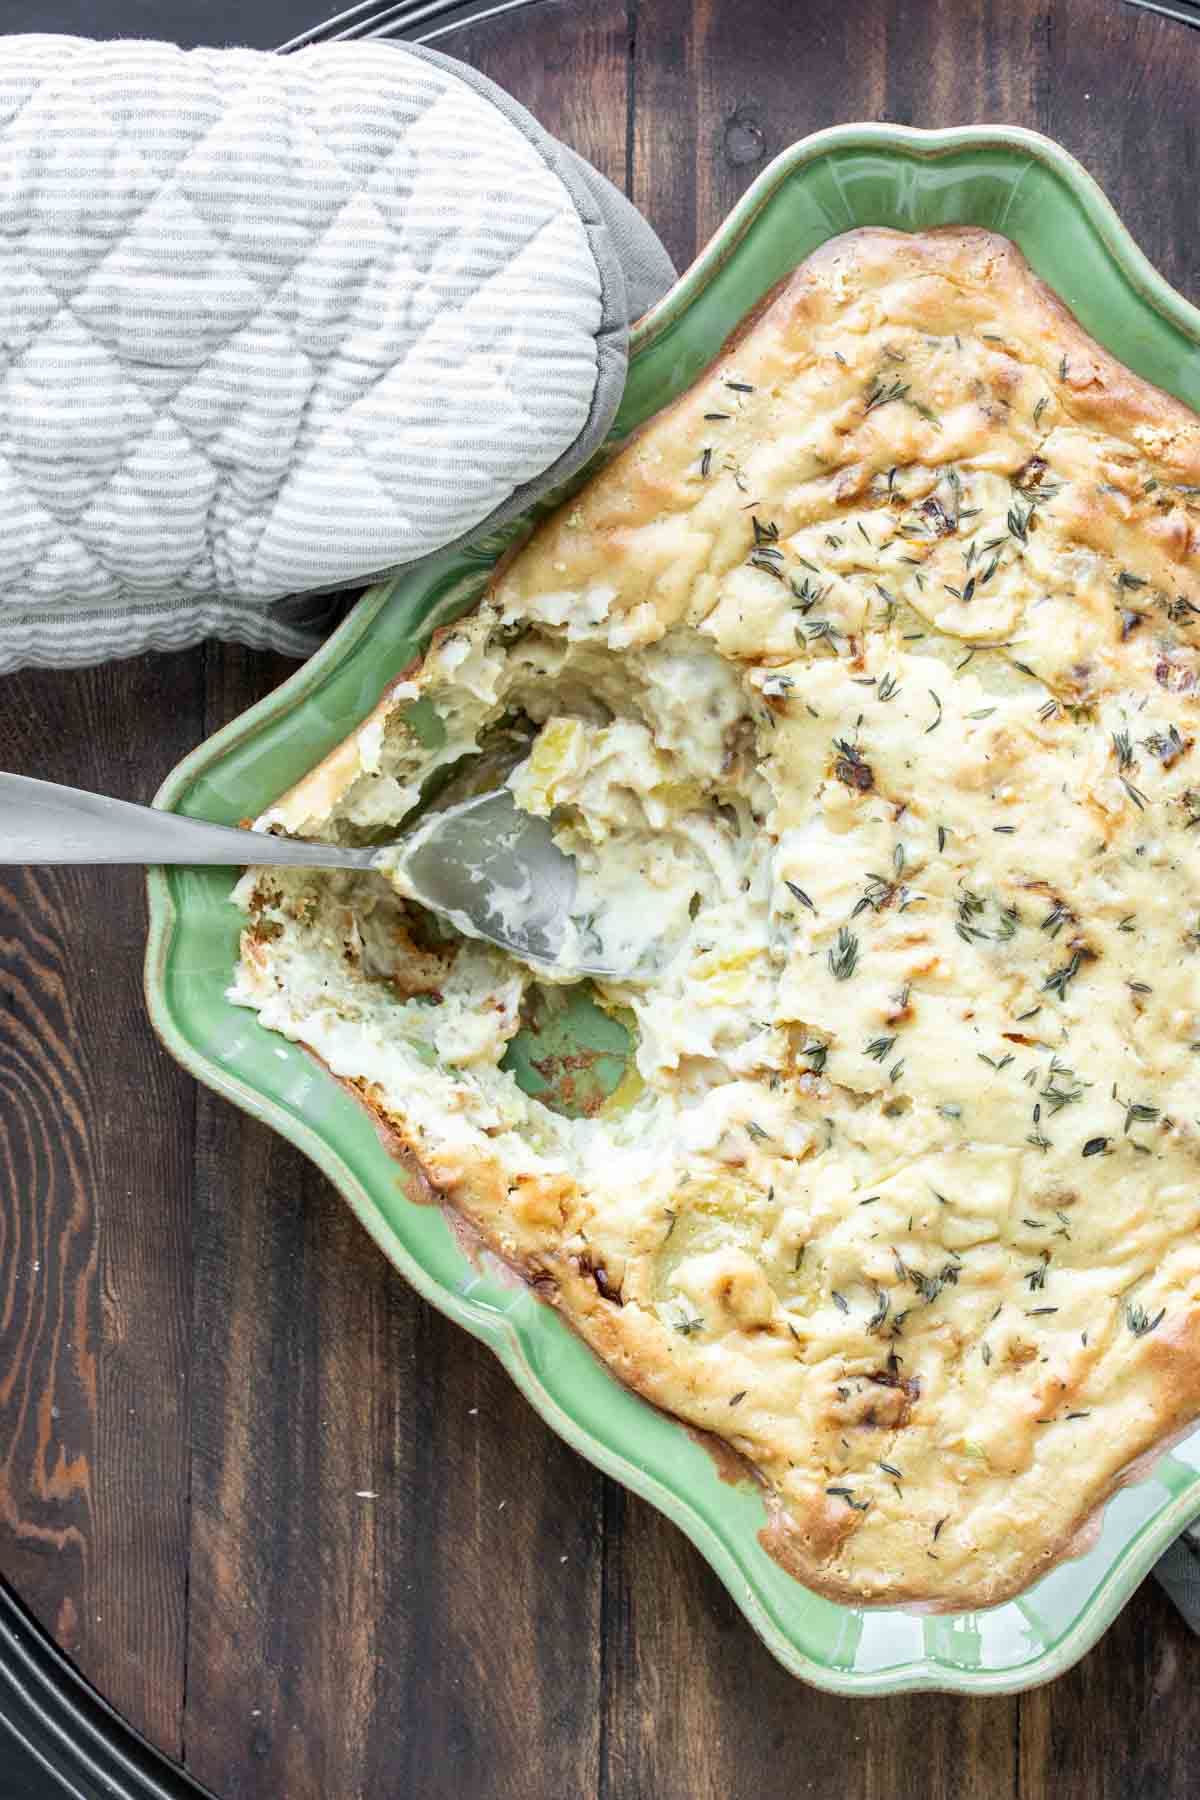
xmin=230 ymin=228 xmax=1200 ymax=1608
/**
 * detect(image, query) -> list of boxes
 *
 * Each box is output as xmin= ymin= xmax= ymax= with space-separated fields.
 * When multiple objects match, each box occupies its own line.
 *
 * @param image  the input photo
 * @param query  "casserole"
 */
xmin=145 ymin=124 xmax=1200 ymax=1692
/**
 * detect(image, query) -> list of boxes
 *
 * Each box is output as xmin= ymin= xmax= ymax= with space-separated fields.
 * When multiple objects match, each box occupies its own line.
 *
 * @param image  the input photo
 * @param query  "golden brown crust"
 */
xmin=272 ymin=227 xmax=1200 ymax=838
xmin=350 ymin=1061 xmax=1200 ymax=1611
xmin=237 ymin=228 xmax=1200 ymax=1610
xmin=802 ymin=229 xmax=1200 ymax=472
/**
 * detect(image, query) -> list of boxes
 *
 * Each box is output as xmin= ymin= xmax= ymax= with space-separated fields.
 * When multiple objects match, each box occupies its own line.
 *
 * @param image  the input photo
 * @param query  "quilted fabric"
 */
xmin=0 ymin=35 xmax=655 ymax=671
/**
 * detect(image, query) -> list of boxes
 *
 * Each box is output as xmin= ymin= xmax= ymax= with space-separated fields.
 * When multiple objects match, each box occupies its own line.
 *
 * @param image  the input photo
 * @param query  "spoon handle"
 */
xmin=0 ymin=773 xmax=360 ymax=869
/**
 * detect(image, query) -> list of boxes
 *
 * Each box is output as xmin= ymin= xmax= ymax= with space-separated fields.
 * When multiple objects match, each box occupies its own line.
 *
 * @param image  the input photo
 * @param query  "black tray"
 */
xmin=0 ymin=4 xmax=532 ymax=1794
xmin=0 ymin=1578 xmax=213 ymax=1799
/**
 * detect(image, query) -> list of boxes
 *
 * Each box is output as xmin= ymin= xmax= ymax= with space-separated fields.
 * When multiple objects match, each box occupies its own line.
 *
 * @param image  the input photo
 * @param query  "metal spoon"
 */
xmin=0 ymin=773 xmax=622 ymax=978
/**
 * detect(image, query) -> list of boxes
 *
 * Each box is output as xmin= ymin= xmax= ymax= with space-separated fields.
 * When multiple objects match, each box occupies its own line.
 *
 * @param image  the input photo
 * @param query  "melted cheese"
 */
xmin=231 ymin=229 xmax=1200 ymax=1608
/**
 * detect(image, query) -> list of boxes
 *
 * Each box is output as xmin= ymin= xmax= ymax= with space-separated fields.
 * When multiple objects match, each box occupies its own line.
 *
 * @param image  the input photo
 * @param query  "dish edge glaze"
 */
xmin=145 ymin=124 xmax=1200 ymax=1695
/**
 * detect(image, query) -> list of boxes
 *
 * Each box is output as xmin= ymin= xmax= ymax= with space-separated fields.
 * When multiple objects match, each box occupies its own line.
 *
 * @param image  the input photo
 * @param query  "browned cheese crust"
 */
xmin=234 ymin=230 xmax=1200 ymax=1608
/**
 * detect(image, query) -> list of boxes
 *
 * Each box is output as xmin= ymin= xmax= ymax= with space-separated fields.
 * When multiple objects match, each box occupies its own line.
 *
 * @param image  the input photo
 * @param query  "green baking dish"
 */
xmin=144 ymin=123 xmax=1200 ymax=1696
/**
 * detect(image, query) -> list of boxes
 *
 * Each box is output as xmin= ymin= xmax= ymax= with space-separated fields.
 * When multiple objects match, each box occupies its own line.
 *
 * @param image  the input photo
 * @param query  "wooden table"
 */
xmin=3 ymin=0 xmax=1200 ymax=1793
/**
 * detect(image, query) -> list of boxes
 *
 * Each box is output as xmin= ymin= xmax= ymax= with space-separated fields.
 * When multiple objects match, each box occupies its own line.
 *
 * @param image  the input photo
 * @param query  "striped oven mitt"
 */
xmin=5 ymin=30 xmax=1200 ymax=1635
xmin=0 ymin=35 xmax=675 ymax=671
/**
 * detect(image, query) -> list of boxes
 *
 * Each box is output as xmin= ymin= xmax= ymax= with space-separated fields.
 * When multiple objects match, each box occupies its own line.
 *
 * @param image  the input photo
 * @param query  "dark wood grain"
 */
xmin=0 ymin=655 xmax=202 ymax=1757
xmin=183 ymin=860 xmax=604 ymax=1800
xmin=181 ymin=2 xmax=630 ymax=1787
xmin=4 ymin=2 xmax=1200 ymax=1797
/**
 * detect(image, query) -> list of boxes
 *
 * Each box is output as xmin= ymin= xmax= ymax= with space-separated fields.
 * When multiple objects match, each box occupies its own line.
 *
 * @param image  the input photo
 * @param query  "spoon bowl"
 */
xmin=0 ymin=773 xmax=633 ymax=980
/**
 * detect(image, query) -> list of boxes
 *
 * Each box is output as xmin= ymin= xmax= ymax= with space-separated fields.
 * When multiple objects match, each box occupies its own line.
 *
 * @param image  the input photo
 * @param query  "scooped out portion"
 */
xmin=231 ymin=227 xmax=1200 ymax=1609
xmin=375 ymin=631 xmax=758 ymax=979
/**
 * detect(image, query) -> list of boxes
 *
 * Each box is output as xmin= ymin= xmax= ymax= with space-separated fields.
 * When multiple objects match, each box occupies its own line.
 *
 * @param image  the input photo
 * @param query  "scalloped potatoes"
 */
xmin=231 ymin=230 xmax=1200 ymax=1607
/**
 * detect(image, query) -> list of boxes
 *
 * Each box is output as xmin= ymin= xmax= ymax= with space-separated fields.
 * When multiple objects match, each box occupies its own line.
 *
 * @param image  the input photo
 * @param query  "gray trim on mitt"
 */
xmin=357 ymin=40 xmax=676 ymax=573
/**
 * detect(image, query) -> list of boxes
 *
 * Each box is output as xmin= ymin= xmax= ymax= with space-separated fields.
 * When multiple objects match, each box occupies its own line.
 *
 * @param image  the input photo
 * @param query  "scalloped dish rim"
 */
xmin=145 ymin=123 xmax=1200 ymax=1696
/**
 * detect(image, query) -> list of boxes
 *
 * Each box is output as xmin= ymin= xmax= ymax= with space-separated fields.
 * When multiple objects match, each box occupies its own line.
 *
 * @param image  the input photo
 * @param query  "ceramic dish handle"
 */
xmin=0 ymin=773 xmax=355 ymax=869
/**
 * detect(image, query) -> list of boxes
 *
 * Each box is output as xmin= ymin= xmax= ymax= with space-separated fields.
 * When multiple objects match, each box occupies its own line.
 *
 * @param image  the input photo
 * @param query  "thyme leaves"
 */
xmin=828 ymin=927 xmax=860 ymax=981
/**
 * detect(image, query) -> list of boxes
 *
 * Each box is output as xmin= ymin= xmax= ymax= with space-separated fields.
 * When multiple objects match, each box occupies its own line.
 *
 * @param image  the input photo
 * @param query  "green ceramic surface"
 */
xmin=145 ymin=125 xmax=1200 ymax=1695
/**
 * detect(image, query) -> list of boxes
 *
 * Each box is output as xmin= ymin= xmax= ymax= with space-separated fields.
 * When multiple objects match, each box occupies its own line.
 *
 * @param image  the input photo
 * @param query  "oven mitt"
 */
xmin=15 ymin=33 xmax=1199 ymax=1634
xmin=0 ymin=35 xmax=676 ymax=674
